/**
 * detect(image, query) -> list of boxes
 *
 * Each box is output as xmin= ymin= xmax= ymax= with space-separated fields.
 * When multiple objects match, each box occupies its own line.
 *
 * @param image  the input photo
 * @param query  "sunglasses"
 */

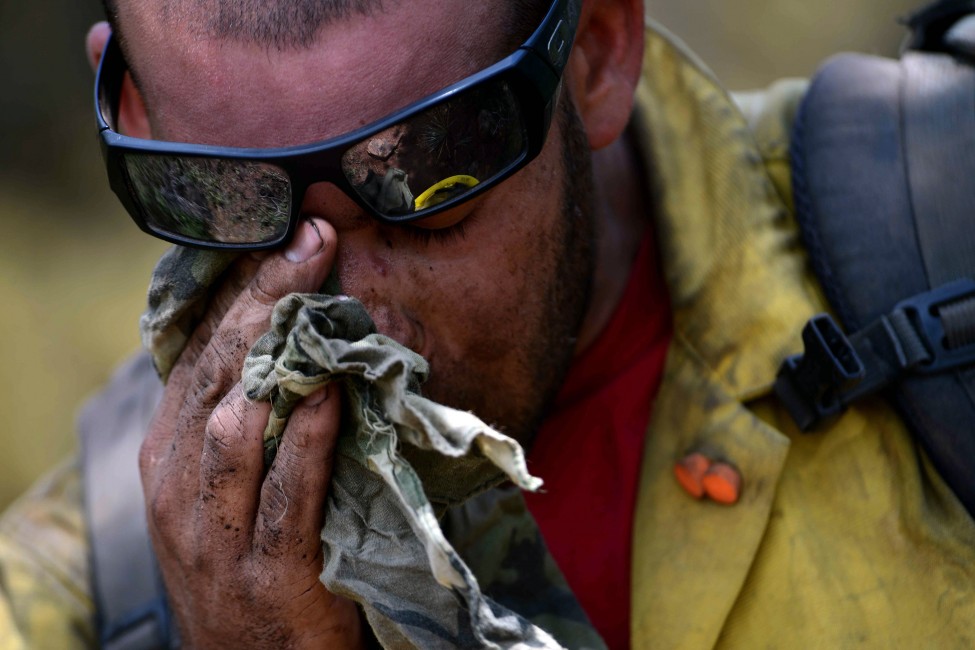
xmin=95 ymin=0 xmax=581 ymax=250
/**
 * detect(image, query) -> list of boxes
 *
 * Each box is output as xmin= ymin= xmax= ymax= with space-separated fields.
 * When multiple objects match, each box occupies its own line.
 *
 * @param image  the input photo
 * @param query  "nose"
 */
xmin=298 ymin=181 xmax=395 ymax=295
xmin=299 ymin=181 xmax=375 ymax=234
xmin=298 ymin=182 xmax=423 ymax=353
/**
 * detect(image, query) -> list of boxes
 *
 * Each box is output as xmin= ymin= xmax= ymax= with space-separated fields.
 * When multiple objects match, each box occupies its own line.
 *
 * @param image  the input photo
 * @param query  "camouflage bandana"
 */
xmin=139 ymin=246 xmax=605 ymax=649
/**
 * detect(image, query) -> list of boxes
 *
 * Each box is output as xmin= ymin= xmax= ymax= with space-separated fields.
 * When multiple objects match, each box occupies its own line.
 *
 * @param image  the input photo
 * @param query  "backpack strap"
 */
xmin=78 ymin=352 xmax=177 ymax=649
xmin=777 ymin=1 xmax=975 ymax=516
xmin=901 ymin=46 xmax=975 ymax=286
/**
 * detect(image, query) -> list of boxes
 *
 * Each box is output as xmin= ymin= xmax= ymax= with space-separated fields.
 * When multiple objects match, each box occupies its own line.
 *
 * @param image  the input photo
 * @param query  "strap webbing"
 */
xmin=902 ymin=50 xmax=975 ymax=431
xmin=942 ymin=295 xmax=975 ymax=348
xmin=903 ymin=52 xmax=975 ymax=286
xmin=776 ymin=280 xmax=975 ymax=428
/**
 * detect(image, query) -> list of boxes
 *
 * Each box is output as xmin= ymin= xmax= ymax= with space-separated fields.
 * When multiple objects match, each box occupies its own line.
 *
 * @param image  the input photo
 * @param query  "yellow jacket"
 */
xmin=630 ymin=21 xmax=975 ymax=649
xmin=0 ymin=22 xmax=973 ymax=650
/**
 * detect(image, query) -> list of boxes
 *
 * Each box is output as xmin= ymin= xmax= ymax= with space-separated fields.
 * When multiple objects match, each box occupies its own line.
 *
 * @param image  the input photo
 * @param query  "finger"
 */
xmin=196 ymin=383 xmax=269 ymax=543
xmin=165 ymin=252 xmax=266 ymax=388
xmin=165 ymin=219 xmax=336 ymax=471
xmin=141 ymin=217 xmax=332 ymax=556
xmin=170 ymin=215 xmax=326 ymax=390
xmin=141 ymin=252 xmax=265 ymax=479
xmin=146 ymin=251 xmax=267 ymax=461
xmin=254 ymin=385 xmax=341 ymax=559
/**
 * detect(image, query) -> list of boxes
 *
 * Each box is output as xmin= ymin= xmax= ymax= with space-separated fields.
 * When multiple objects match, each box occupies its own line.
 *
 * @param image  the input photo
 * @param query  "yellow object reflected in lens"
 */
xmin=414 ymin=175 xmax=480 ymax=211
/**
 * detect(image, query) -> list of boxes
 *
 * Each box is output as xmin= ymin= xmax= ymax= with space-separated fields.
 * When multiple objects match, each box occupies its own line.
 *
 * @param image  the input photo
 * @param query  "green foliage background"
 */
xmin=0 ymin=0 xmax=920 ymax=508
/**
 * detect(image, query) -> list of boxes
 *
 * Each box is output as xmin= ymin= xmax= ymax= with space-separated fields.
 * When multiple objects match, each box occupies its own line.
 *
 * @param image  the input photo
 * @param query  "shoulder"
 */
xmin=0 ymin=352 xmax=163 ymax=648
xmin=0 ymin=459 xmax=91 ymax=645
xmin=732 ymin=78 xmax=808 ymax=210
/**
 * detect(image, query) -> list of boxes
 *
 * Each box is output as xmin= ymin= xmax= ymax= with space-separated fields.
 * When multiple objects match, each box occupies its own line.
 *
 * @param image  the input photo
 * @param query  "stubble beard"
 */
xmin=426 ymin=97 xmax=596 ymax=448
xmin=519 ymin=98 xmax=597 ymax=447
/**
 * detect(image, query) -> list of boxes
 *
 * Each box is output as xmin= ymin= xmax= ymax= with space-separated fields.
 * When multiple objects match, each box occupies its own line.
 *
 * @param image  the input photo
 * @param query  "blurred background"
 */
xmin=0 ymin=0 xmax=920 ymax=508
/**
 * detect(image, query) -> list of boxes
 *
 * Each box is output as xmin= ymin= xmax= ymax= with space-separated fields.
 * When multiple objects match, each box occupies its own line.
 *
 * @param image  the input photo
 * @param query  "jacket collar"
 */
xmin=631 ymin=21 xmax=823 ymax=403
xmin=628 ymin=21 xmax=825 ymax=648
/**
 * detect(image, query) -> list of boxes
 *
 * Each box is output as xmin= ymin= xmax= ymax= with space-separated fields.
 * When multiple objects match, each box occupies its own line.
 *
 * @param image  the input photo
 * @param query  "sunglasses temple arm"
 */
xmin=95 ymin=33 xmax=127 ymax=131
xmin=522 ymin=0 xmax=582 ymax=77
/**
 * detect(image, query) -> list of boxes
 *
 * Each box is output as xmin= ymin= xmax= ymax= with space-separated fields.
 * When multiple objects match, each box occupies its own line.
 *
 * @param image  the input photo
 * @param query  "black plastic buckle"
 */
xmin=774 ymin=314 xmax=866 ymax=431
xmin=895 ymin=278 xmax=975 ymax=374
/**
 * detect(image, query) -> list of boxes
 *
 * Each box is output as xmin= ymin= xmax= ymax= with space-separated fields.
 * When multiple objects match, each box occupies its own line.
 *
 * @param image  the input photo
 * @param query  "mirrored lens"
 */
xmin=341 ymin=77 xmax=526 ymax=217
xmin=123 ymin=155 xmax=292 ymax=244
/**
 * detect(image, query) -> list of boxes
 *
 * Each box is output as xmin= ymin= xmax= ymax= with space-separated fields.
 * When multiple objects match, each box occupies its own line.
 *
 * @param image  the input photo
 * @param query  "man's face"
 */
xmin=118 ymin=0 xmax=595 ymax=442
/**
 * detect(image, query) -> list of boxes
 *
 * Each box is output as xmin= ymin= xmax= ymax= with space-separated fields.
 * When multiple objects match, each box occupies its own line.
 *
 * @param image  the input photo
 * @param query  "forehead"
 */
xmin=120 ymin=0 xmax=515 ymax=147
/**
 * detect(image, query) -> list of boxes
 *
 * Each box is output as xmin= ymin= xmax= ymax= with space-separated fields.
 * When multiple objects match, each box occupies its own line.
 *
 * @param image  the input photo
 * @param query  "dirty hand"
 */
xmin=139 ymin=219 xmax=364 ymax=649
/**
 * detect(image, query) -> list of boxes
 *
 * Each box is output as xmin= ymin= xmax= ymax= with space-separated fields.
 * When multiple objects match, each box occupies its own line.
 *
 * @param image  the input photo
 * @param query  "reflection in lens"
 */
xmin=123 ymin=155 xmax=291 ymax=244
xmin=358 ymin=168 xmax=415 ymax=214
xmin=342 ymin=78 xmax=525 ymax=217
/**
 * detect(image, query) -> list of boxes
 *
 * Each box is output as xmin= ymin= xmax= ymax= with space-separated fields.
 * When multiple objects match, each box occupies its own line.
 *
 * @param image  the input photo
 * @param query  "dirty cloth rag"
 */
xmin=138 ymin=245 xmax=594 ymax=649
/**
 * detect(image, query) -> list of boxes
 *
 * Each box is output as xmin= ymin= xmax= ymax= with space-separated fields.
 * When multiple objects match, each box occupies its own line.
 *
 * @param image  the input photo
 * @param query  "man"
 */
xmin=1 ymin=0 xmax=973 ymax=648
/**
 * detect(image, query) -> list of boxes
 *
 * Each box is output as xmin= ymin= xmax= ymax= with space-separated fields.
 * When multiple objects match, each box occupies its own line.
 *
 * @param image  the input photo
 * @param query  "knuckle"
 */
xmin=191 ymin=345 xmax=237 ymax=405
xmin=146 ymin=483 xmax=180 ymax=533
xmin=250 ymin=565 xmax=282 ymax=595
xmin=284 ymin=429 xmax=338 ymax=474
xmin=204 ymin=402 xmax=245 ymax=451
xmin=138 ymin=437 xmax=162 ymax=479
xmin=261 ymin=471 xmax=292 ymax=518
xmin=175 ymin=257 xmax=260 ymax=372
xmin=278 ymin=394 xmax=341 ymax=462
xmin=188 ymin=319 xmax=215 ymax=354
xmin=207 ymin=255 xmax=260 ymax=315
xmin=249 ymin=269 xmax=286 ymax=309
xmin=138 ymin=420 xmax=173 ymax=473
xmin=282 ymin=428 xmax=315 ymax=458
xmin=200 ymin=407 xmax=247 ymax=489
xmin=147 ymin=492 xmax=219 ymax=574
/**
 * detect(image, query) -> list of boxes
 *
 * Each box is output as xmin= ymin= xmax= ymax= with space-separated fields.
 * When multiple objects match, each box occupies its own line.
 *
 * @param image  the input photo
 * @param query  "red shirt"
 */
xmin=524 ymin=231 xmax=672 ymax=649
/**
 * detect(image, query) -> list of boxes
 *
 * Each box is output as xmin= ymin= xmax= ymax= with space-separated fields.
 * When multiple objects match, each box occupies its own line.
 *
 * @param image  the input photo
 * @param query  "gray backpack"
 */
xmin=774 ymin=0 xmax=975 ymax=516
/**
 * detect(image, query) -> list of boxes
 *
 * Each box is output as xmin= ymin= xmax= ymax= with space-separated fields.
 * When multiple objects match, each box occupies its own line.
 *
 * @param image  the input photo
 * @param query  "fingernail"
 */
xmin=285 ymin=219 xmax=324 ymax=263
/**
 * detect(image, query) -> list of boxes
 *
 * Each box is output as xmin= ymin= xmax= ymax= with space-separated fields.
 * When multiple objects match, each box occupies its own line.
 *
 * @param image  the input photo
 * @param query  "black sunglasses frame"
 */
xmin=95 ymin=0 xmax=581 ymax=250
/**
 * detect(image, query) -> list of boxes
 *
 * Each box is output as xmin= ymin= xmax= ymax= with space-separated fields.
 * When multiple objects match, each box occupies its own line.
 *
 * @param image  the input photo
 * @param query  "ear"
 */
xmin=86 ymin=21 xmax=153 ymax=139
xmin=565 ymin=0 xmax=645 ymax=151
